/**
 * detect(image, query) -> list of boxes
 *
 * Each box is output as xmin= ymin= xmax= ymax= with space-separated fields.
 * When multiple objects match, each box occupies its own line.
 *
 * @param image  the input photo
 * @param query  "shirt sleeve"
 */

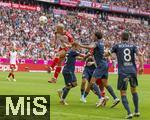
xmin=72 ymin=51 xmax=80 ymax=57
xmin=65 ymin=32 xmax=74 ymax=43
xmin=111 ymin=44 xmax=118 ymax=53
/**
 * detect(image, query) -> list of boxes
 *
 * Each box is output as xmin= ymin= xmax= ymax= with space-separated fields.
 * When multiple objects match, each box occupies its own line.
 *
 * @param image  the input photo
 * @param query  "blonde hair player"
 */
xmin=48 ymin=23 xmax=74 ymax=83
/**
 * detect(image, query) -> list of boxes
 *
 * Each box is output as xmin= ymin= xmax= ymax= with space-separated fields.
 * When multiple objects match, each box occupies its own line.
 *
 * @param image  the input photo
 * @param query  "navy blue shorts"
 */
xmin=92 ymin=65 xmax=108 ymax=79
xmin=62 ymin=71 xmax=77 ymax=86
xmin=117 ymin=73 xmax=138 ymax=90
xmin=82 ymin=68 xmax=94 ymax=82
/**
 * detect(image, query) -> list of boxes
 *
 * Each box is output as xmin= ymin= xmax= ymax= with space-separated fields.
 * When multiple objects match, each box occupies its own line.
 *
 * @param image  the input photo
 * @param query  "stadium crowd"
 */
xmin=0 ymin=6 xmax=149 ymax=63
xmin=90 ymin=0 xmax=149 ymax=12
xmin=1 ymin=0 xmax=150 ymax=12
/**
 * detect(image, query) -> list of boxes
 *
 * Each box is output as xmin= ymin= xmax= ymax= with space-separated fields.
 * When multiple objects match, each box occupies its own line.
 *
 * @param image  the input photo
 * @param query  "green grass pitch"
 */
xmin=0 ymin=72 xmax=150 ymax=120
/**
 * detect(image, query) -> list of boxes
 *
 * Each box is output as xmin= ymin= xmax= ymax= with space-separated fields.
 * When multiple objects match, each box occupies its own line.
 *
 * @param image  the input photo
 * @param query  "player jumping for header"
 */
xmin=48 ymin=23 xmax=74 ymax=83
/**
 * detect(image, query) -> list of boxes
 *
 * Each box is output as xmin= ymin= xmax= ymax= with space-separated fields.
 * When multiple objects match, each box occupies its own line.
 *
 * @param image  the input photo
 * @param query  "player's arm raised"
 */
xmin=86 ymin=61 xmax=96 ymax=66
xmin=76 ymin=54 xmax=88 ymax=61
xmin=105 ymin=44 xmax=118 ymax=58
xmin=79 ymin=44 xmax=95 ymax=49
xmin=75 ymin=52 xmax=91 ymax=61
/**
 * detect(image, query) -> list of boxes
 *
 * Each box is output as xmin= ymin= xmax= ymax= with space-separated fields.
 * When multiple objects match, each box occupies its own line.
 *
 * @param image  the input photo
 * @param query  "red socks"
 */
xmin=54 ymin=66 xmax=62 ymax=79
xmin=51 ymin=57 xmax=60 ymax=69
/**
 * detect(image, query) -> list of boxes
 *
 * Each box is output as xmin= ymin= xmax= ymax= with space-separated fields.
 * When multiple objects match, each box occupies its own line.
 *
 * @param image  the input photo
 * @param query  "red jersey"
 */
xmin=55 ymin=31 xmax=74 ymax=52
xmin=64 ymin=31 xmax=74 ymax=43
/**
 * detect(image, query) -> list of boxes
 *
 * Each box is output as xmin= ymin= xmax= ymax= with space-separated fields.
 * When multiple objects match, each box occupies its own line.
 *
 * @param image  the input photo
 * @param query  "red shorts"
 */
xmin=10 ymin=64 xmax=16 ymax=69
xmin=59 ymin=47 xmax=69 ymax=52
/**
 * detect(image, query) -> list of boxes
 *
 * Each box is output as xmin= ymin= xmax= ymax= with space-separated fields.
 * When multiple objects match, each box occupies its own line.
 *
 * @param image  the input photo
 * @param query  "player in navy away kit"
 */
xmin=80 ymin=55 xmax=108 ymax=105
xmin=110 ymin=32 xmax=144 ymax=119
xmin=79 ymin=31 xmax=120 ymax=107
xmin=57 ymin=42 xmax=81 ymax=105
xmin=57 ymin=42 xmax=96 ymax=105
xmin=80 ymin=55 xmax=96 ymax=103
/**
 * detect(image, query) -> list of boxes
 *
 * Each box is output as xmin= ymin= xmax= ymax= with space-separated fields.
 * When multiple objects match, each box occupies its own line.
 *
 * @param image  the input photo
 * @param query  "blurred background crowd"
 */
xmin=90 ymin=0 xmax=149 ymax=12
xmin=0 ymin=0 xmax=149 ymax=63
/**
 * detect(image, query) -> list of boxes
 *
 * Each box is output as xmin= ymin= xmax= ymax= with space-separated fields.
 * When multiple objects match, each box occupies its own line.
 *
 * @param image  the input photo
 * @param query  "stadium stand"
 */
xmin=0 ymin=0 xmax=149 ymax=63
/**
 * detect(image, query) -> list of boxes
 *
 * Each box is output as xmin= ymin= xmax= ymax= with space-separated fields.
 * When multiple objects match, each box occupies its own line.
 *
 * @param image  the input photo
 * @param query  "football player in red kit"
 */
xmin=48 ymin=24 xmax=74 ymax=83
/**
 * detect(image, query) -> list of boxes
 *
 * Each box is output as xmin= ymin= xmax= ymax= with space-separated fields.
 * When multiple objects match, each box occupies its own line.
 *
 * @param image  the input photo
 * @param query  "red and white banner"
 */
xmin=140 ymin=11 xmax=150 ymax=16
xmin=1 ymin=63 xmax=150 ymax=74
xmin=108 ymin=16 xmax=141 ymax=24
xmin=53 ymin=9 xmax=67 ymax=15
xmin=0 ymin=58 xmax=149 ymax=74
xmin=128 ymin=8 xmax=140 ymax=14
xmin=0 ymin=64 xmax=114 ymax=73
xmin=125 ymin=18 xmax=141 ymax=24
xmin=59 ymin=0 xmax=80 ymax=7
xmin=0 ymin=2 xmax=11 ymax=7
xmin=36 ymin=0 xmax=55 ymax=3
xmin=92 ymin=2 xmax=102 ymax=9
xmin=108 ymin=16 xmax=124 ymax=22
xmin=110 ymin=5 xmax=128 ymax=13
xmin=0 ymin=2 xmax=41 ymax=11
xmin=79 ymin=0 xmax=92 ymax=7
xmin=78 ymin=12 xmax=97 ymax=19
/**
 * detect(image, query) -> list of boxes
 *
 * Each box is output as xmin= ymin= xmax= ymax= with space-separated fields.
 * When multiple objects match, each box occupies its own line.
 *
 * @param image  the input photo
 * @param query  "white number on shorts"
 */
xmin=123 ymin=48 xmax=131 ymax=62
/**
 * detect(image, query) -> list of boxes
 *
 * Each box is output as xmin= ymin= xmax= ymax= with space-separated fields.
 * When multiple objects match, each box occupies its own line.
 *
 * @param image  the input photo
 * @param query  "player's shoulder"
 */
xmin=111 ymin=42 xmax=122 ymax=53
xmin=112 ymin=42 xmax=120 ymax=48
xmin=118 ymin=42 xmax=135 ymax=47
xmin=94 ymin=40 xmax=104 ymax=48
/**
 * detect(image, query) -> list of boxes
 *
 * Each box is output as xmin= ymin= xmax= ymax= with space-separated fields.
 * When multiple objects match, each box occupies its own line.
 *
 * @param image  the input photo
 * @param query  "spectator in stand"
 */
xmin=0 ymin=5 xmax=149 ymax=63
xmin=79 ymin=0 xmax=150 ymax=12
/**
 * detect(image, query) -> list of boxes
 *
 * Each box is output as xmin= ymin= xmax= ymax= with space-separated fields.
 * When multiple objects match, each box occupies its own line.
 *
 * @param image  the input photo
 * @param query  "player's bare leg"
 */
xmin=88 ymin=77 xmax=105 ymax=107
xmin=97 ymin=80 xmax=109 ymax=106
xmin=80 ymin=78 xmax=87 ymax=102
xmin=81 ymin=78 xmax=86 ymax=96
xmin=120 ymin=90 xmax=133 ymax=119
xmin=48 ymin=50 xmax=66 ymax=83
xmin=48 ymin=50 xmax=66 ymax=73
xmin=131 ymin=87 xmax=140 ymax=117
xmin=80 ymin=81 xmax=90 ymax=103
xmin=102 ymin=79 xmax=120 ymax=108
xmin=57 ymin=89 xmax=69 ymax=106
xmin=58 ymin=82 xmax=77 ymax=105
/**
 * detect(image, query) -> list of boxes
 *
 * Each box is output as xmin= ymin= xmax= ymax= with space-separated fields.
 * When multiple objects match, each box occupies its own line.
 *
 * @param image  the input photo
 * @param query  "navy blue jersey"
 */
xmin=63 ymin=49 xmax=80 ymax=73
xmin=93 ymin=40 xmax=107 ymax=67
xmin=111 ymin=42 xmax=138 ymax=74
